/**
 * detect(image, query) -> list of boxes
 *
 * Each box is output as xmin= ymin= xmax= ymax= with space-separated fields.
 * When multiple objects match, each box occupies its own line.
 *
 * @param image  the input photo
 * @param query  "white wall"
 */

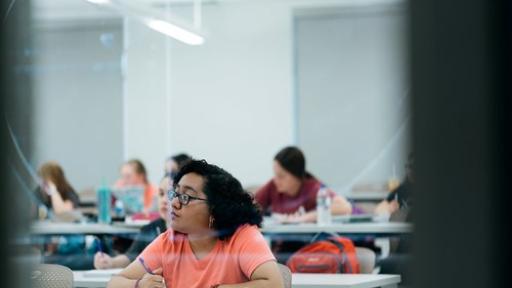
xmin=31 ymin=22 xmax=124 ymax=191
xmin=124 ymin=1 xmax=298 ymax=186
xmin=28 ymin=0 xmax=407 ymax=191
xmin=123 ymin=17 xmax=171 ymax=184
xmin=295 ymin=4 xmax=409 ymax=191
xmin=124 ymin=0 xmax=406 ymax=187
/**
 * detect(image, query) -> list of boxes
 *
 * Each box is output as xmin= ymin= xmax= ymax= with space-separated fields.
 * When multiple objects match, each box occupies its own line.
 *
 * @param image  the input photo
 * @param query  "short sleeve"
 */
xmin=236 ymin=226 xmax=276 ymax=279
xmin=254 ymin=181 xmax=272 ymax=213
xmin=138 ymin=232 xmax=166 ymax=271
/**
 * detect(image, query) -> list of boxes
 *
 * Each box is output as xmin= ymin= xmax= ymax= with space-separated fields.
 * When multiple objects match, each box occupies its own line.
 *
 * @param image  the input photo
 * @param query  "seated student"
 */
xmin=374 ymin=154 xmax=414 ymax=218
xmin=164 ymin=153 xmax=192 ymax=180
xmin=35 ymin=162 xmax=89 ymax=269
xmin=94 ymin=176 xmax=171 ymax=269
xmin=35 ymin=161 xmax=80 ymax=215
xmin=255 ymin=146 xmax=352 ymax=223
xmin=375 ymin=154 xmax=414 ymax=285
xmin=108 ymin=160 xmax=283 ymax=288
xmin=115 ymin=159 xmax=158 ymax=213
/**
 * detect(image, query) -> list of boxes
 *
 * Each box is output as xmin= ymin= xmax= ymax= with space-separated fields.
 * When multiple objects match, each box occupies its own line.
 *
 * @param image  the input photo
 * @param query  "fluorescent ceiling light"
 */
xmin=83 ymin=0 xmax=205 ymax=46
xmin=146 ymin=19 xmax=204 ymax=46
xmin=85 ymin=0 xmax=110 ymax=4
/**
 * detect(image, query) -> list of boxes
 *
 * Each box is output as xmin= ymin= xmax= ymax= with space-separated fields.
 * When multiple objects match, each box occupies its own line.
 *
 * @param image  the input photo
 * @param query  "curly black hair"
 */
xmin=173 ymin=159 xmax=263 ymax=240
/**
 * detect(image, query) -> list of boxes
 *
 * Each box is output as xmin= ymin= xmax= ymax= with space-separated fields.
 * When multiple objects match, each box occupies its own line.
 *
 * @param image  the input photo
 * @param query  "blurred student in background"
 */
xmin=35 ymin=161 xmax=88 ymax=269
xmin=94 ymin=176 xmax=170 ymax=269
xmin=115 ymin=159 xmax=157 ymax=212
xmin=35 ymin=161 xmax=80 ymax=215
xmin=164 ymin=153 xmax=192 ymax=181
xmin=255 ymin=146 xmax=352 ymax=223
xmin=375 ymin=153 xmax=414 ymax=285
xmin=374 ymin=153 xmax=414 ymax=219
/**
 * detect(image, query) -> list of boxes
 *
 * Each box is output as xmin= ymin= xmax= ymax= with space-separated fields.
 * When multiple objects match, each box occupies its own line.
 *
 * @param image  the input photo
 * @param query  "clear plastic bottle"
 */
xmin=114 ymin=199 xmax=125 ymax=218
xmin=97 ymin=183 xmax=111 ymax=224
xmin=316 ymin=185 xmax=332 ymax=225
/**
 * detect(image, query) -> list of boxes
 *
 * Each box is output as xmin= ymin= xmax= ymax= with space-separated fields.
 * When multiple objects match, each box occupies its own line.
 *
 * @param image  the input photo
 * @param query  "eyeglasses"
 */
xmin=167 ymin=189 xmax=207 ymax=206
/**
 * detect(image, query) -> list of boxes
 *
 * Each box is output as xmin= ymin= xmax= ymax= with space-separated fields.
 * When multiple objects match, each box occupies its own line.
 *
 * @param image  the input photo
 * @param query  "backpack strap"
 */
xmin=325 ymin=238 xmax=352 ymax=273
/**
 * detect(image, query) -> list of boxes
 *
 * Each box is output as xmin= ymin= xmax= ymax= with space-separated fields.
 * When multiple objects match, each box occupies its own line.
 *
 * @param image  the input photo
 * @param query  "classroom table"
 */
xmin=261 ymin=221 xmax=412 ymax=236
xmin=73 ymin=270 xmax=401 ymax=288
xmin=30 ymin=221 xmax=140 ymax=235
xmin=107 ymin=218 xmax=412 ymax=236
xmin=292 ymin=273 xmax=401 ymax=288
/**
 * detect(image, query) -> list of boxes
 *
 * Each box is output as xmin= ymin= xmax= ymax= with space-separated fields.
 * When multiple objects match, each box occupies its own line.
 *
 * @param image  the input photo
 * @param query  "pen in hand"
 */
xmin=96 ymin=238 xmax=104 ymax=256
xmin=138 ymin=257 xmax=154 ymax=275
xmin=138 ymin=258 xmax=166 ymax=286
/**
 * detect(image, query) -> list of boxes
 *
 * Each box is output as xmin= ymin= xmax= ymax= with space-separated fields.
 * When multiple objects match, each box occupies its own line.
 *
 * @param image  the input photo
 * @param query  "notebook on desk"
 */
xmin=332 ymin=214 xmax=375 ymax=223
xmin=82 ymin=268 xmax=123 ymax=278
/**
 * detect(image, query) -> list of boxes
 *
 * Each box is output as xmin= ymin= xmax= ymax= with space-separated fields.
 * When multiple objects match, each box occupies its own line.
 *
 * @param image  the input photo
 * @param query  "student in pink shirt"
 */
xmin=108 ymin=160 xmax=283 ymax=288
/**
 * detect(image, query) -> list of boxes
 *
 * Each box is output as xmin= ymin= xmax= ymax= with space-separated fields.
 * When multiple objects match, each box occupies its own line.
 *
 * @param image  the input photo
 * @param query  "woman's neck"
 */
xmin=188 ymin=231 xmax=218 ymax=260
xmin=288 ymin=179 xmax=303 ymax=197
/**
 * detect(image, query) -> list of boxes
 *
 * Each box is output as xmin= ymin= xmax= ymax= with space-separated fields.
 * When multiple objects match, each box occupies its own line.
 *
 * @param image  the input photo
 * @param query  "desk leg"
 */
xmin=375 ymin=237 xmax=390 ymax=258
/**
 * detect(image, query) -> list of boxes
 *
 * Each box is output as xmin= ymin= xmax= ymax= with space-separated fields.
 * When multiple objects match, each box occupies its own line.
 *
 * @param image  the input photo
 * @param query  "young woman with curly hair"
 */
xmin=108 ymin=160 xmax=283 ymax=288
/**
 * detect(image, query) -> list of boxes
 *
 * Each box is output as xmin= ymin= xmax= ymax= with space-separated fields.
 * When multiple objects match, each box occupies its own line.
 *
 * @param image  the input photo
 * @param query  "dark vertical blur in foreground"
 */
xmin=411 ymin=0 xmax=511 ymax=287
xmin=1 ymin=0 xmax=34 ymax=287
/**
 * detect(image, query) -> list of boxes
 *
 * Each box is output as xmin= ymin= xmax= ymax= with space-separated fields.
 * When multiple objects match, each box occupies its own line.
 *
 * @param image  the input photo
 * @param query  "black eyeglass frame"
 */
xmin=167 ymin=189 xmax=207 ymax=206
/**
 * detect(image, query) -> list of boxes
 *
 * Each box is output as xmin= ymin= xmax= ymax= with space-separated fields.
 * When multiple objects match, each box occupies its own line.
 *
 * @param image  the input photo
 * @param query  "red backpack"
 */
xmin=286 ymin=236 xmax=360 ymax=274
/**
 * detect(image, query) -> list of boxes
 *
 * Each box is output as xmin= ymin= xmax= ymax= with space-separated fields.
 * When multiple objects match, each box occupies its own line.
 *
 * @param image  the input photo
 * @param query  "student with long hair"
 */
xmin=36 ymin=161 xmax=80 ymax=214
xmin=255 ymin=146 xmax=352 ymax=223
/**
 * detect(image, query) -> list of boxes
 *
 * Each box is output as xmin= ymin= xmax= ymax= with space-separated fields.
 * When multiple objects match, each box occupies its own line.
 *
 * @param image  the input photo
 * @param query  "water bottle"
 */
xmin=316 ymin=185 xmax=332 ymax=225
xmin=97 ymin=184 xmax=111 ymax=224
xmin=114 ymin=199 xmax=125 ymax=218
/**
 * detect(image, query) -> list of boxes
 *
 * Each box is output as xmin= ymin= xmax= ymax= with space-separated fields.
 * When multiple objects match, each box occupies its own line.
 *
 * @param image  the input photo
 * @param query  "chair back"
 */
xmin=355 ymin=247 xmax=376 ymax=274
xmin=31 ymin=264 xmax=73 ymax=288
xmin=277 ymin=263 xmax=292 ymax=288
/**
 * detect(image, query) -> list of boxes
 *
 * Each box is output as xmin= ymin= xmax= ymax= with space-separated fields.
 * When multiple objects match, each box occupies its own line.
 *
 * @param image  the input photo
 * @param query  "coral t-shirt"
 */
xmin=138 ymin=224 xmax=275 ymax=287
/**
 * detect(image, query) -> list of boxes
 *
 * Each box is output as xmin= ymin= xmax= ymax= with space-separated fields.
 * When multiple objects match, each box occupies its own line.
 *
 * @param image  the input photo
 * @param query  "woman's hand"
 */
xmin=138 ymin=268 xmax=165 ymax=288
xmin=94 ymin=252 xmax=113 ymax=269
xmin=45 ymin=181 xmax=58 ymax=196
xmin=273 ymin=207 xmax=311 ymax=223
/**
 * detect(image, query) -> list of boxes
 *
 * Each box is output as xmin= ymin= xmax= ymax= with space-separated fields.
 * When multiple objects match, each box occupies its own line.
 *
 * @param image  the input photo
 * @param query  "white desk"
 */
xmin=73 ymin=271 xmax=400 ymax=288
xmin=109 ymin=219 xmax=412 ymax=236
xmin=292 ymin=274 xmax=400 ymax=288
xmin=30 ymin=222 xmax=139 ymax=235
xmin=74 ymin=269 xmax=121 ymax=288
xmin=261 ymin=222 xmax=412 ymax=236
xmin=111 ymin=219 xmax=150 ymax=229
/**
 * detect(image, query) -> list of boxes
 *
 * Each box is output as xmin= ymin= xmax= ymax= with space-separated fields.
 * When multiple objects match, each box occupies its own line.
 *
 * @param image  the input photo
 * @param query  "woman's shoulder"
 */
xmin=228 ymin=224 xmax=263 ymax=243
xmin=256 ymin=180 xmax=277 ymax=193
xmin=145 ymin=183 xmax=159 ymax=192
xmin=149 ymin=229 xmax=188 ymax=250
xmin=302 ymin=177 xmax=322 ymax=191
